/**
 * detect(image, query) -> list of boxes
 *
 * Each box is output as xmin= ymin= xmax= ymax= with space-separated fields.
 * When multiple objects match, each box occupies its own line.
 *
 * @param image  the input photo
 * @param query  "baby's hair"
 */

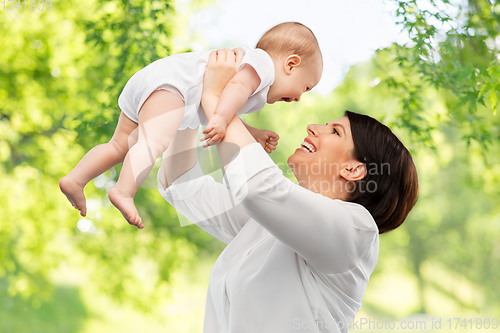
xmin=256 ymin=22 xmax=322 ymax=63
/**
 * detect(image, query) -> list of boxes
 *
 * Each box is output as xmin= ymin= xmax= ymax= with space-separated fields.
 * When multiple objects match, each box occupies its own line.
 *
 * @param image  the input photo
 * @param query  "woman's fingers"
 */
xmin=216 ymin=49 xmax=227 ymax=62
xmin=226 ymin=48 xmax=236 ymax=65
xmin=223 ymin=48 xmax=232 ymax=61
xmin=216 ymin=47 xmax=244 ymax=69
xmin=234 ymin=47 xmax=244 ymax=65
xmin=208 ymin=50 xmax=217 ymax=66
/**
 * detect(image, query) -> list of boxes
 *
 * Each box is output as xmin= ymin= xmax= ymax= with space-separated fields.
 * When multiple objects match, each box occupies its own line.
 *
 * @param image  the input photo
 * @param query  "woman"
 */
xmin=157 ymin=49 xmax=418 ymax=333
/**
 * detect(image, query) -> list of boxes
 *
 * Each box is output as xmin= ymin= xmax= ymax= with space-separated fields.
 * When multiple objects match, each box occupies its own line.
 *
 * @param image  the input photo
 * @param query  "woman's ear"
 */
xmin=284 ymin=55 xmax=301 ymax=74
xmin=340 ymin=161 xmax=366 ymax=182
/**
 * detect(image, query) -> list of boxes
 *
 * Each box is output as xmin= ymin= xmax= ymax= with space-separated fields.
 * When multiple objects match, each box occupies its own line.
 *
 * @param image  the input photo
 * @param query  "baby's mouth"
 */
xmin=280 ymin=97 xmax=292 ymax=103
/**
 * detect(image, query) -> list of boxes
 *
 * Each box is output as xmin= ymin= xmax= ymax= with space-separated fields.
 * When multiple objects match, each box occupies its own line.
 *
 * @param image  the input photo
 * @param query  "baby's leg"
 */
xmin=60 ymin=113 xmax=138 ymax=217
xmin=108 ymin=90 xmax=184 ymax=228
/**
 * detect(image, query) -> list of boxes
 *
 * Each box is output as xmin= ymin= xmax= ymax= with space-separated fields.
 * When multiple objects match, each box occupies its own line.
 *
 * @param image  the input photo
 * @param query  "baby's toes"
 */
xmin=79 ymin=207 xmax=87 ymax=217
xmin=130 ymin=215 xmax=141 ymax=227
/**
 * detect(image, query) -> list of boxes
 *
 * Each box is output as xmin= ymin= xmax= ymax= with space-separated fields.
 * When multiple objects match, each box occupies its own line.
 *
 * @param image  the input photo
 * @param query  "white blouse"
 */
xmin=158 ymin=143 xmax=379 ymax=333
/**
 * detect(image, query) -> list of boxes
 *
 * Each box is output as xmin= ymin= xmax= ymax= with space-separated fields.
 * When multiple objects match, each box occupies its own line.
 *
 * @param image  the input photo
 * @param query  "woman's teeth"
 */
xmin=300 ymin=141 xmax=316 ymax=153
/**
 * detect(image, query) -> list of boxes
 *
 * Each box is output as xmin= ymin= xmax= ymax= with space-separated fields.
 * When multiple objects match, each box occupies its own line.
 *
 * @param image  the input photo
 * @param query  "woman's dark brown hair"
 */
xmin=345 ymin=111 xmax=419 ymax=234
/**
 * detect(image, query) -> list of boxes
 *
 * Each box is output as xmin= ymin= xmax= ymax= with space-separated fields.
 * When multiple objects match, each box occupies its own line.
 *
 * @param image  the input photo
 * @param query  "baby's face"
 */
xmin=268 ymin=54 xmax=322 ymax=104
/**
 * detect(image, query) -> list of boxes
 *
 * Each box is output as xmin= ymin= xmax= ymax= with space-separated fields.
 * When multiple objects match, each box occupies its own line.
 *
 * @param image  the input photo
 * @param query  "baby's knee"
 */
xmin=148 ymin=137 xmax=173 ymax=157
xmin=109 ymin=138 xmax=131 ymax=158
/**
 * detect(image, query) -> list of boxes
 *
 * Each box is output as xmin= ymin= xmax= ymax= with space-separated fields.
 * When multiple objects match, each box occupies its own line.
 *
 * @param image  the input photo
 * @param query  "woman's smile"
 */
xmin=299 ymin=137 xmax=317 ymax=153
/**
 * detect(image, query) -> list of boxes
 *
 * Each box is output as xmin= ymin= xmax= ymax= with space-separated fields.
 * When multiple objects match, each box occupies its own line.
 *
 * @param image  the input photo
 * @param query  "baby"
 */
xmin=59 ymin=22 xmax=323 ymax=229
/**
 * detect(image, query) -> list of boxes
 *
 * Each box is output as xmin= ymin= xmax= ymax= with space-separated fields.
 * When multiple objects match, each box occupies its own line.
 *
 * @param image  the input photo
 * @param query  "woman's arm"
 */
xmin=157 ymin=125 xmax=252 ymax=244
xmin=158 ymin=163 xmax=253 ymax=245
xmin=226 ymin=149 xmax=378 ymax=273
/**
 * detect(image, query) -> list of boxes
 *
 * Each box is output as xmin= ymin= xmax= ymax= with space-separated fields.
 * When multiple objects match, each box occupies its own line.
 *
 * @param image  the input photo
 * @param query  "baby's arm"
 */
xmin=241 ymin=120 xmax=279 ymax=154
xmin=241 ymin=119 xmax=258 ymax=137
xmin=200 ymin=64 xmax=260 ymax=146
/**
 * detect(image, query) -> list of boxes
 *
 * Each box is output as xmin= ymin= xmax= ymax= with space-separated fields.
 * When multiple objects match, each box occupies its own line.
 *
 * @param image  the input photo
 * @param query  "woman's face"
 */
xmin=287 ymin=116 xmax=360 ymax=194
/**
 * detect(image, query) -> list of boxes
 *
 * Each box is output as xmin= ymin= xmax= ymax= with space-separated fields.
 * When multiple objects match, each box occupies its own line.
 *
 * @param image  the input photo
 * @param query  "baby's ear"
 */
xmin=284 ymin=55 xmax=301 ymax=74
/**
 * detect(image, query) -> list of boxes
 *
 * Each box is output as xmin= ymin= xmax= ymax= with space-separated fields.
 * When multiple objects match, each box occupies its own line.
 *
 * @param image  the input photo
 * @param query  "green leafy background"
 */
xmin=1 ymin=0 xmax=499 ymax=332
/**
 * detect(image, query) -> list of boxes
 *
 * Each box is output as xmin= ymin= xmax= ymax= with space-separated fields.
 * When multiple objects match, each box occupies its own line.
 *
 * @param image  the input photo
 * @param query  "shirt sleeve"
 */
xmin=237 ymin=46 xmax=275 ymax=96
xmin=225 ymin=143 xmax=379 ymax=274
xmin=158 ymin=162 xmax=252 ymax=245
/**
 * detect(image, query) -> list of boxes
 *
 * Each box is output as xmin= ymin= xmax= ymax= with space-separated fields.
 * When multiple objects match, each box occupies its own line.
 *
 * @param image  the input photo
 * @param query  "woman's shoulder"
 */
xmin=331 ymin=199 xmax=379 ymax=233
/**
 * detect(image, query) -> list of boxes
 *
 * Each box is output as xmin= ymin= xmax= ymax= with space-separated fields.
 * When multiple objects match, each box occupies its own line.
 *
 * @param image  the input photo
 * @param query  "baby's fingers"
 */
xmin=199 ymin=129 xmax=215 ymax=142
xmin=202 ymin=125 xmax=214 ymax=134
xmin=266 ymin=142 xmax=277 ymax=151
xmin=270 ymin=132 xmax=279 ymax=141
xmin=203 ymin=134 xmax=222 ymax=147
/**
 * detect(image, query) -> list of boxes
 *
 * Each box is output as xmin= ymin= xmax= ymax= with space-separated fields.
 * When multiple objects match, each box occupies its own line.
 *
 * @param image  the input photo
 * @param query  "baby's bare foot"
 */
xmin=59 ymin=176 xmax=87 ymax=217
xmin=108 ymin=187 xmax=144 ymax=229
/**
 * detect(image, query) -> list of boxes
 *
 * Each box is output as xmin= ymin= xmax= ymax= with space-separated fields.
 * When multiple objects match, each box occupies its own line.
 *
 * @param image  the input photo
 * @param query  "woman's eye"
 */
xmin=332 ymin=128 xmax=339 ymax=136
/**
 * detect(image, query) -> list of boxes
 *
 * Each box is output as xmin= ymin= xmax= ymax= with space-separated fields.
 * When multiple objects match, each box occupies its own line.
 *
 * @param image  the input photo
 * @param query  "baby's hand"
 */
xmin=253 ymin=129 xmax=279 ymax=154
xmin=200 ymin=114 xmax=228 ymax=147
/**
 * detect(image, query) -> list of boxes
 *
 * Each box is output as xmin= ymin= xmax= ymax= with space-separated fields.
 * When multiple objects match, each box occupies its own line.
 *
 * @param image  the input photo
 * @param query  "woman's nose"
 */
xmin=307 ymin=123 xmax=328 ymax=136
xmin=307 ymin=124 xmax=318 ymax=136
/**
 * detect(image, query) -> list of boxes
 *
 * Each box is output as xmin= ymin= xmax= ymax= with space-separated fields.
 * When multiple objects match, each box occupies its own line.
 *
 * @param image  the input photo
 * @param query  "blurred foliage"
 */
xmin=1 ymin=0 xmax=499 ymax=329
xmin=384 ymin=0 xmax=500 ymax=148
xmin=0 ymin=0 xmax=224 ymax=318
xmin=0 ymin=278 xmax=87 ymax=333
xmin=378 ymin=0 xmax=500 ymax=313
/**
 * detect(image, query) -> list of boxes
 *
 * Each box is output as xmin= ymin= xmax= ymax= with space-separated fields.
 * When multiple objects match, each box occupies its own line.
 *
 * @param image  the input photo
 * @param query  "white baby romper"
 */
xmin=117 ymin=45 xmax=275 ymax=130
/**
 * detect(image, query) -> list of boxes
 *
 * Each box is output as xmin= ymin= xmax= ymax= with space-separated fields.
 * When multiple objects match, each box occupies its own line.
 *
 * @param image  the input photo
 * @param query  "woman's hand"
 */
xmin=202 ymin=48 xmax=245 ymax=101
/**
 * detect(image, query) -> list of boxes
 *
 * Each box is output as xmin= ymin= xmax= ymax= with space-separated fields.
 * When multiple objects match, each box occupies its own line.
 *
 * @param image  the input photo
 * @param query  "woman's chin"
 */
xmin=287 ymin=150 xmax=303 ymax=168
xmin=287 ymin=151 xmax=298 ymax=165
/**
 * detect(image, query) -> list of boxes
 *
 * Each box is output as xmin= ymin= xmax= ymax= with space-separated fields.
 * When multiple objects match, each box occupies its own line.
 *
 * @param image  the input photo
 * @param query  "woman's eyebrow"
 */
xmin=326 ymin=122 xmax=346 ymax=136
